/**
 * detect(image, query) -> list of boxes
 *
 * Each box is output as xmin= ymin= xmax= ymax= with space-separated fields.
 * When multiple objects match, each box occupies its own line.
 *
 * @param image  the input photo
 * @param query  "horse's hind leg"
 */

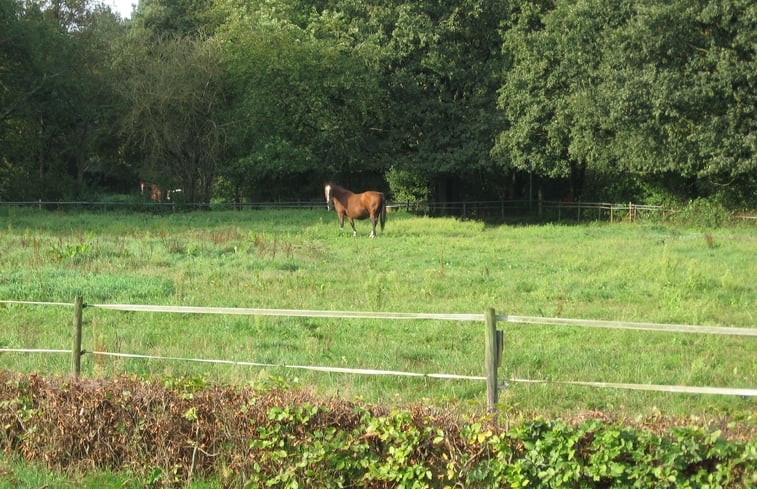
xmin=369 ymin=216 xmax=377 ymax=238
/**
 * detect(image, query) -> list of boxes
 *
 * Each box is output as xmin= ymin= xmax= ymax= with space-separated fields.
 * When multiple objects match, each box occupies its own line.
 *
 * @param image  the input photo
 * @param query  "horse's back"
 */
xmin=360 ymin=191 xmax=383 ymax=215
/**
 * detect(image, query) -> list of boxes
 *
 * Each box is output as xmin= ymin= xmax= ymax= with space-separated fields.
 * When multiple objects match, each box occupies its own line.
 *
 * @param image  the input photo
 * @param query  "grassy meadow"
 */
xmin=0 ymin=207 xmax=755 ymax=418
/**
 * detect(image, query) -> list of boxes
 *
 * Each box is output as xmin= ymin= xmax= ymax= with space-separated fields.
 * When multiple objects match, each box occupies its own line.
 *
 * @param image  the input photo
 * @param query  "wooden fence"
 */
xmin=10 ymin=199 xmax=757 ymax=224
xmin=0 ymin=199 xmax=668 ymax=222
xmin=387 ymin=200 xmax=667 ymax=222
xmin=1 ymin=299 xmax=756 ymax=412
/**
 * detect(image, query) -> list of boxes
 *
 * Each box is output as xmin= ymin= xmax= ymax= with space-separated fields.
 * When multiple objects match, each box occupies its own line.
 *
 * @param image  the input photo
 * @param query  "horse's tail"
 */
xmin=380 ymin=193 xmax=387 ymax=232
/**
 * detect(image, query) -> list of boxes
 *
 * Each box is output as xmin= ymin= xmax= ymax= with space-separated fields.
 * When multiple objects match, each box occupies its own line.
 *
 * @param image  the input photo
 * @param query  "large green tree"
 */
xmin=598 ymin=0 xmax=756 ymax=201
xmin=117 ymin=32 xmax=226 ymax=203
xmin=494 ymin=0 xmax=756 ymax=203
xmin=2 ymin=0 xmax=754 ymax=206
xmin=214 ymin=0 xmax=509 ymax=203
xmin=216 ymin=0 xmax=386 ymax=201
xmin=0 ymin=0 xmax=123 ymax=200
xmin=361 ymin=0 xmax=508 ymax=203
xmin=132 ymin=0 xmax=216 ymax=35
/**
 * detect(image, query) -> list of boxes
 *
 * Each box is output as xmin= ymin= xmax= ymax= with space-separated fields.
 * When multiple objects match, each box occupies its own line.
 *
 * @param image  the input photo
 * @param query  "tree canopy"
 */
xmin=1 ymin=0 xmax=754 ymax=207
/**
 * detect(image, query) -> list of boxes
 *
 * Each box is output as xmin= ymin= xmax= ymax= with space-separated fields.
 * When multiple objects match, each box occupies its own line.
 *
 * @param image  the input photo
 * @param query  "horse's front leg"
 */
xmin=349 ymin=218 xmax=357 ymax=237
xmin=338 ymin=212 xmax=346 ymax=231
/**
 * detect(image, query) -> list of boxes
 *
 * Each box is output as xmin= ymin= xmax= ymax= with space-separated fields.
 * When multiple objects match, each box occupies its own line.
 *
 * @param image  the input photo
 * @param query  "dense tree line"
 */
xmin=1 ymin=0 xmax=754 ymax=207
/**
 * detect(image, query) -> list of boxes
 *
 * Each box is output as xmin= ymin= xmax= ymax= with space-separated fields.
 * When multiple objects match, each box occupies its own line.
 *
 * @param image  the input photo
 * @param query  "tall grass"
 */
xmin=0 ymin=207 xmax=755 ymax=417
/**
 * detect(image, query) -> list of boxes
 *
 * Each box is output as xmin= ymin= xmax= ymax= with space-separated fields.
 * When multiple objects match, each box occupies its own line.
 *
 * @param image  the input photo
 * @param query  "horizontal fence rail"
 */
xmin=87 ymin=303 xmax=484 ymax=322
xmin=499 ymin=314 xmax=757 ymax=336
xmin=7 ymin=199 xmax=755 ymax=223
xmin=3 ymin=300 xmax=754 ymax=337
xmin=92 ymin=351 xmax=489 ymax=381
xmin=1 ymin=300 xmax=755 ymax=407
xmin=3 ymin=348 xmax=756 ymax=398
xmin=506 ymin=378 xmax=757 ymax=397
xmin=0 ymin=199 xmax=669 ymax=220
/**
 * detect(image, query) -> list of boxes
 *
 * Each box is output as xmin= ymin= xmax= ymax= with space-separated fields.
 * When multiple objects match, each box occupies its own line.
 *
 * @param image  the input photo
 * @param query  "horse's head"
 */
xmin=324 ymin=183 xmax=333 ymax=210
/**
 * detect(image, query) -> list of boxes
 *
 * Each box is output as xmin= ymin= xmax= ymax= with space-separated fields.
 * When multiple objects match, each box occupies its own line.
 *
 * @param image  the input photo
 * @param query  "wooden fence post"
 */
xmin=485 ymin=307 xmax=499 ymax=412
xmin=72 ymin=296 xmax=83 ymax=377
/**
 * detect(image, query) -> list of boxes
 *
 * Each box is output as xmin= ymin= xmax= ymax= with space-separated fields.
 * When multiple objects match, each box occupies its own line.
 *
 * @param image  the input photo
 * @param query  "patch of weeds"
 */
xmin=160 ymin=232 xmax=186 ymax=254
xmin=49 ymin=239 xmax=92 ymax=262
xmin=208 ymin=228 xmax=242 ymax=245
xmin=704 ymin=232 xmax=718 ymax=249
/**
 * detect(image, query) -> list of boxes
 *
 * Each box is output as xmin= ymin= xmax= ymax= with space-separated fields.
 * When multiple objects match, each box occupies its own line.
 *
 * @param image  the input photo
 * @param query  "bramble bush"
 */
xmin=0 ymin=371 xmax=754 ymax=488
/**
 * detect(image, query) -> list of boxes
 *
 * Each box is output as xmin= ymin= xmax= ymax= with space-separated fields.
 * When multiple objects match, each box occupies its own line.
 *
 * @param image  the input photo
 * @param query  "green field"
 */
xmin=1 ymin=207 xmax=755 ymax=418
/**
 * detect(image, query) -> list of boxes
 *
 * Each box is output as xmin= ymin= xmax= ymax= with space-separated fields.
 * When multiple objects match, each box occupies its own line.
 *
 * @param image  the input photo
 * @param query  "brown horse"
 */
xmin=324 ymin=183 xmax=386 ymax=237
xmin=140 ymin=181 xmax=162 ymax=202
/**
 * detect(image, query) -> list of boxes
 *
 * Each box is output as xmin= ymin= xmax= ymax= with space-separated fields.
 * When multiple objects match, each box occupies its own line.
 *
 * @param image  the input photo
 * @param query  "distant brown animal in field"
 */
xmin=324 ymin=183 xmax=386 ymax=238
xmin=140 ymin=181 xmax=162 ymax=202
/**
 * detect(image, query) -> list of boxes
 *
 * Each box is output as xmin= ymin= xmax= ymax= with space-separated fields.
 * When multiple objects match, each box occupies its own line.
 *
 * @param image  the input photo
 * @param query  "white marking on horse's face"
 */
xmin=324 ymin=185 xmax=332 ymax=209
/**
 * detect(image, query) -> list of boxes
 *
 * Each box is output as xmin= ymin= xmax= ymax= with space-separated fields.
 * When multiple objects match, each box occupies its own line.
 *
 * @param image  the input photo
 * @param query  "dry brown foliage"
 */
xmin=0 ymin=370 xmax=435 ymax=486
xmin=1 ymin=370 xmax=753 ymax=488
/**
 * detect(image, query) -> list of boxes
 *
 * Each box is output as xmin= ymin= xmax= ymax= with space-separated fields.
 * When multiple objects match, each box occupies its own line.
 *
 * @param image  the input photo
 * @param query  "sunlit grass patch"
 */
xmin=0 ymin=208 xmax=754 ymax=418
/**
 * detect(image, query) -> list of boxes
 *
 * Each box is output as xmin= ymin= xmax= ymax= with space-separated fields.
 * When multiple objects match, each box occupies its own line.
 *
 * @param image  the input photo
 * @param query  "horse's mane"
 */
xmin=325 ymin=182 xmax=350 ymax=194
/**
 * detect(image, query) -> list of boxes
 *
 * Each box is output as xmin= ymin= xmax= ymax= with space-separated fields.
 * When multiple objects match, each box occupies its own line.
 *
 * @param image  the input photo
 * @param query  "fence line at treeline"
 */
xmin=4 ymin=199 xmax=757 ymax=223
xmin=1 ymin=299 xmax=755 ymax=411
xmin=0 ymin=199 xmax=674 ymax=222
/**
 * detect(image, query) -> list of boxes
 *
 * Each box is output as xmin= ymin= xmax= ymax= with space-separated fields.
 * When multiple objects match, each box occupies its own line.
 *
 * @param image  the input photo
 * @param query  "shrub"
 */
xmin=1 ymin=371 xmax=755 ymax=488
xmin=670 ymin=198 xmax=733 ymax=227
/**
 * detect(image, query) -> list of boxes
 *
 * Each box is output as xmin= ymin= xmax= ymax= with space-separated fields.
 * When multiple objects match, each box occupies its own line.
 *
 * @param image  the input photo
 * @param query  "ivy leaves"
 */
xmin=246 ymin=405 xmax=756 ymax=488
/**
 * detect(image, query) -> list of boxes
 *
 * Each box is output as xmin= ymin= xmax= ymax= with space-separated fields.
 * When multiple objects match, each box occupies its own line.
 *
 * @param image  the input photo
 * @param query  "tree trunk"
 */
xmin=569 ymin=161 xmax=587 ymax=200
